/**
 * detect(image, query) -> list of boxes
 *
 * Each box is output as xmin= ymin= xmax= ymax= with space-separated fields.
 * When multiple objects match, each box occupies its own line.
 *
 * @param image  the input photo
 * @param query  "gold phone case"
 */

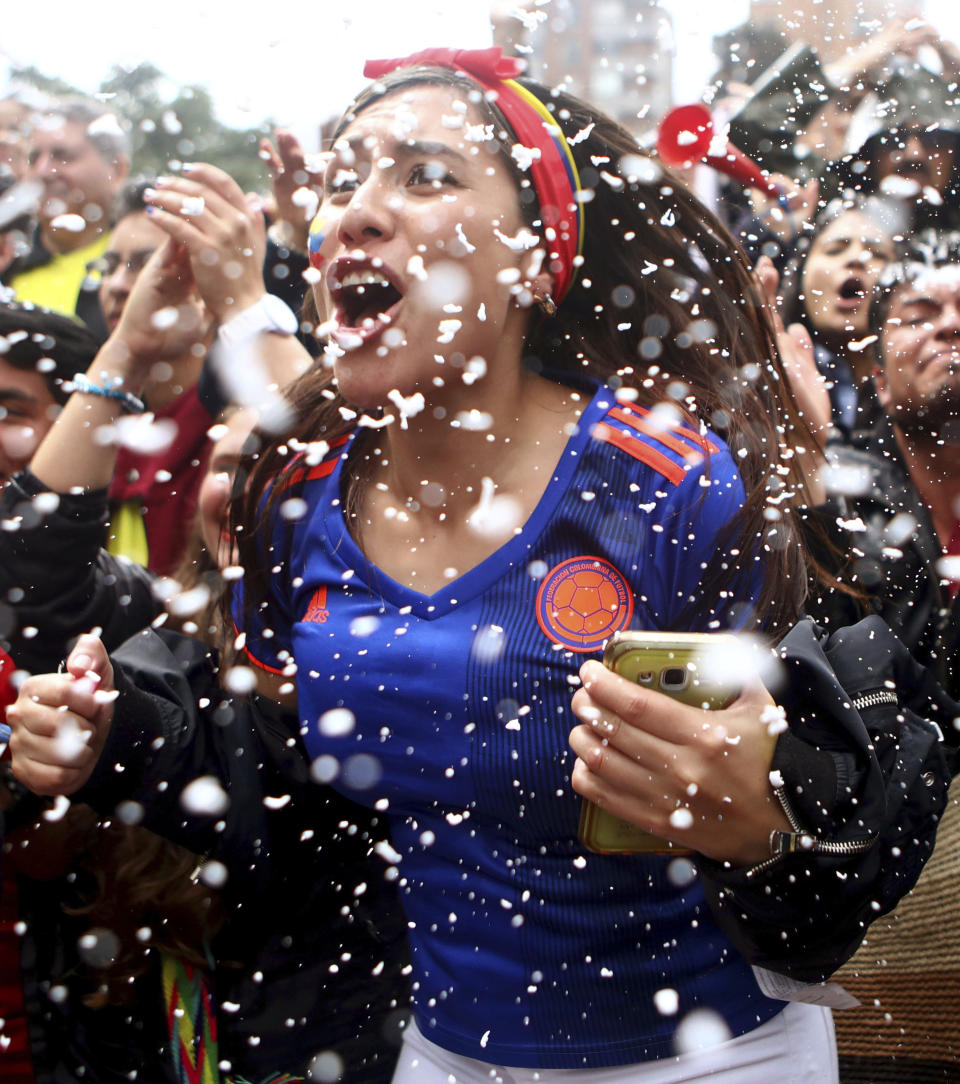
xmin=578 ymin=631 xmax=740 ymax=855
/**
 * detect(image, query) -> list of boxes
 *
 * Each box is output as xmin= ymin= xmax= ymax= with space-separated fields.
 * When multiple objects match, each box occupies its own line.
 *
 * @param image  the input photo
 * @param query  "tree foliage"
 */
xmin=12 ymin=62 xmax=271 ymax=193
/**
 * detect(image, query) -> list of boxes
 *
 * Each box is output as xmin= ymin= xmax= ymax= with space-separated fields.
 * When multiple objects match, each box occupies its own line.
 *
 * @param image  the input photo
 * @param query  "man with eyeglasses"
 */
xmin=90 ymin=180 xmax=217 ymax=577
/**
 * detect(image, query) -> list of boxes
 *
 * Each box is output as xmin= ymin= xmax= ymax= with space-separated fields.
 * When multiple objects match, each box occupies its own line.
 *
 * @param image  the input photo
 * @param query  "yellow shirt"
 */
xmin=106 ymin=499 xmax=150 ymax=569
xmin=8 ymin=233 xmax=108 ymax=316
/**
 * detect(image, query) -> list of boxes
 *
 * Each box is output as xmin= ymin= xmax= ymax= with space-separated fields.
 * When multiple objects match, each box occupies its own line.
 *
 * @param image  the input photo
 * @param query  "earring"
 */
xmin=537 ymin=294 xmax=557 ymax=317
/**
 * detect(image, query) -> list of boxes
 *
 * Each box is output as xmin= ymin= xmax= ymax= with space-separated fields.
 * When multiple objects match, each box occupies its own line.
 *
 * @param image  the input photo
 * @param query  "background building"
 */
xmin=747 ymin=0 xmax=918 ymax=64
xmin=493 ymin=0 xmax=674 ymax=135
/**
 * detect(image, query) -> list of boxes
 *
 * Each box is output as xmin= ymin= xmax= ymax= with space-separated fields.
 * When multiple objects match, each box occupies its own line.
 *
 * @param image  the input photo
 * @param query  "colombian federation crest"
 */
xmin=535 ymin=556 xmax=634 ymax=653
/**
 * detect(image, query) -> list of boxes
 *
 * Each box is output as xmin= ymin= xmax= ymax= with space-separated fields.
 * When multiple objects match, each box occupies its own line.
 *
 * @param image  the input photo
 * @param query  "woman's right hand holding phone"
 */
xmin=569 ymin=660 xmax=792 ymax=867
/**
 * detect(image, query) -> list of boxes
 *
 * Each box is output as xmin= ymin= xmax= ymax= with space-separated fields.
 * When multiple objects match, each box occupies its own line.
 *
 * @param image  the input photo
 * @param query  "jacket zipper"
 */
xmin=745 ymin=781 xmax=877 ymax=878
xmin=851 ymin=689 xmax=898 ymax=711
xmin=744 ymin=687 xmax=898 ymax=877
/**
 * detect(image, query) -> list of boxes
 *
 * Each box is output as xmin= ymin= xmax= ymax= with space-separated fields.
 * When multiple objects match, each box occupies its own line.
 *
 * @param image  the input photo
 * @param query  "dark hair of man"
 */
xmin=44 ymin=100 xmax=131 ymax=164
xmin=869 ymin=231 xmax=960 ymax=368
xmin=0 ymin=301 xmax=99 ymax=404
xmin=111 ymin=179 xmax=153 ymax=223
xmin=235 ymin=68 xmax=820 ymax=637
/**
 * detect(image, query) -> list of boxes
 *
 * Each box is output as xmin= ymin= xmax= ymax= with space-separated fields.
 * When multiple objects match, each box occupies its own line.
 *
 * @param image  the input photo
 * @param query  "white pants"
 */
xmin=392 ymin=1002 xmax=837 ymax=1084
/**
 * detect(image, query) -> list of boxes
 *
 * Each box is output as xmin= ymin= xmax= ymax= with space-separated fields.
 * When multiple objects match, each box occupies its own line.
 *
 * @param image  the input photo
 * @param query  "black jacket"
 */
xmin=0 ymin=469 xmax=158 ymax=674
xmin=76 ymin=628 xmax=409 ymax=1081
xmin=0 ymin=472 xmax=408 ymax=1082
xmin=76 ymin=614 xmax=953 ymax=994
xmin=701 ymin=616 xmax=954 ymax=982
xmin=4 ymin=467 xmax=952 ymax=1009
xmin=805 ymin=411 xmax=960 ymax=702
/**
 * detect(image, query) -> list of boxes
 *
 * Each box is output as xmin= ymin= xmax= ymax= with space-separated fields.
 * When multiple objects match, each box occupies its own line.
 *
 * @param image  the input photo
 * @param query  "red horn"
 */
xmin=657 ymin=103 xmax=781 ymax=198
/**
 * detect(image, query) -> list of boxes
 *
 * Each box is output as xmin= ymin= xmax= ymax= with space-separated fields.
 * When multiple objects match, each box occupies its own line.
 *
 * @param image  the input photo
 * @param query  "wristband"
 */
xmin=217 ymin=293 xmax=299 ymax=350
xmin=69 ymin=372 xmax=146 ymax=414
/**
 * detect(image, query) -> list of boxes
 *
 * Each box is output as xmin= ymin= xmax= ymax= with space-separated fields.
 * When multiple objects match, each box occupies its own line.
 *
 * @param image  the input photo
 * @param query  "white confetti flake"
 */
xmin=760 ymin=703 xmax=788 ymax=736
xmin=319 ymin=708 xmax=356 ymax=737
xmin=472 ymin=623 xmax=507 ymax=663
xmin=349 ymin=615 xmax=380 ymax=637
xmin=199 ymin=860 xmax=228 ymax=888
xmin=49 ymin=213 xmax=87 ymax=233
xmin=42 ymin=794 xmax=72 ymax=823
xmin=280 ymin=497 xmax=309 ymax=522
xmin=307 ymin=1051 xmax=344 ymax=1083
xmin=494 ymin=227 xmax=540 ymax=252
xmin=510 ymin=143 xmax=542 ymax=171
xmin=406 ymin=254 xmax=428 ymax=281
xmin=52 ymin=715 xmax=92 ymax=764
xmin=224 ymin=665 xmax=258 ymax=694
xmin=386 ymin=388 xmax=425 ymax=429
xmin=180 ymin=775 xmax=229 ymax=816
xmin=291 ymin=186 xmax=319 ymax=221
xmin=464 ymin=122 xmax=496 ymax=143
xmin=466 ymin=476 xmax=523 ymax=538
xmin=673 ymin=1008 xmax=732 ymax=1054
xmin=436 ymin=319 xmax=462 ymax=344
xmin=311 ymin=755 xmax=340 ymax=784
xmin=88 ymin=113 xmax=126 ymax=139
xmin=669 ymin=808 xmax=693 ymax=830
xmin=820 ymin=462 xmax=873 ymax=498
xmin=454 ymin=222 xmax=476 ymax=253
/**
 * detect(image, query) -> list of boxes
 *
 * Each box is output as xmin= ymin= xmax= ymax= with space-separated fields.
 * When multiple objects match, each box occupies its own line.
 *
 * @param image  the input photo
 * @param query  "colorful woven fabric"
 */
xmin=162 ymin=954 xmax=220 ymax=1084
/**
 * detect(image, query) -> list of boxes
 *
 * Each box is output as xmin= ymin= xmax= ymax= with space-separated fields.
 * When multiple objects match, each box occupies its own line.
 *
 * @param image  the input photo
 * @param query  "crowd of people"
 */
xmin=0 ymin=15 xmax=956 ymax=1084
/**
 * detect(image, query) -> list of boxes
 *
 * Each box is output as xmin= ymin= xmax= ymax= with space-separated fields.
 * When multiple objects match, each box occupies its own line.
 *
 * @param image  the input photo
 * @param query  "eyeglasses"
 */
xmin=884 ymin=129 xmax=957 ymax=153
xmin=87 ymin=249 xmax=156 ymax=277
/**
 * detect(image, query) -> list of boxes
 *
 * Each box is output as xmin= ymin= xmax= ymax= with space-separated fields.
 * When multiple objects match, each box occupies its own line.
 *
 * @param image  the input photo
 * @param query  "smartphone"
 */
xmin=577 ymin=631 xmax=742 ymax=855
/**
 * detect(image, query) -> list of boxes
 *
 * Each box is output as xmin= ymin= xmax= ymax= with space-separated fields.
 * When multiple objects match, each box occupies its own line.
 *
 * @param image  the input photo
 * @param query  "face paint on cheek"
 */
xmin=308 ymin=214 xmax=327 ymax=270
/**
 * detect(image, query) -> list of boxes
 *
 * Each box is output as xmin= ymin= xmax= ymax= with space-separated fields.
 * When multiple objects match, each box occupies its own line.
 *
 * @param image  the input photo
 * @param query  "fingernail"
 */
xmin=143 ymin=187 xmax=158 ymax=199
xmin=71 ymin=654 xmax=92 ymax=672
xmin=580 ymin=660 xmax=602 ymax=684
xmin=154 ymin=176 xmax=172 ymax=187
xmin=181 ymin=163 xmax=197 ymax=172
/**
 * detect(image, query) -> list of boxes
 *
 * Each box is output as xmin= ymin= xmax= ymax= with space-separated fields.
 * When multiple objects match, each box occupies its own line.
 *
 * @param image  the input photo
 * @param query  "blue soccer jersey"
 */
xmin=236 ymin=381 xmax=781 ymax=1068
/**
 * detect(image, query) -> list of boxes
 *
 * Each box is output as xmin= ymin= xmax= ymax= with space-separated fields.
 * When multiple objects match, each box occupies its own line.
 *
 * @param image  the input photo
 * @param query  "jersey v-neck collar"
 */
xmin=320 ymin=382 xmax=614 ymax=619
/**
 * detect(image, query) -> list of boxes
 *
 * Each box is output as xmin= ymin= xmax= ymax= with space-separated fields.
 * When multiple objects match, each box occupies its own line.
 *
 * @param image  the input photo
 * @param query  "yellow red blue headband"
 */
xmin=362 ymin=46 xmax=584 ymax=303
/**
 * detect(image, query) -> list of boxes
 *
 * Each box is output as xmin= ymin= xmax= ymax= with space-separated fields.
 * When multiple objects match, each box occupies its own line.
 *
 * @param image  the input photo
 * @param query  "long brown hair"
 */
xmin=65 ymin=821 xmax=222 ymax=1008
xmin=237 ymin=67 xmax=816 ymax=636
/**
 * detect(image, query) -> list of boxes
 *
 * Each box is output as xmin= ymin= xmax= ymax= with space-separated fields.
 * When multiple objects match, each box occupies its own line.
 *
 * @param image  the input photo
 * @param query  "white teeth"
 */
xmin=339 ymin=269 xmax=390 ymax=289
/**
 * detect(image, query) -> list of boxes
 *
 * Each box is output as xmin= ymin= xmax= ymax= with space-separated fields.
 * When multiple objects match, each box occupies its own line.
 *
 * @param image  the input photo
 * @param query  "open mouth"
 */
xmin=837 ymin=275 xmax=865 ymax=307
xmin=332 ymin=268 xmax=403 ymax=330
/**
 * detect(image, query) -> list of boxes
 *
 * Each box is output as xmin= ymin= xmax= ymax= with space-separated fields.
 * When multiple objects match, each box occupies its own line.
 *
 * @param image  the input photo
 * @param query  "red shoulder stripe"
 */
xmin=231 ymin=619 xmax=289 ymax=676
xmin=242 ymin=645 xmax=288 ymax=676
xmin=616 ymin=402 xmax=720 ymax=455
xmin=279 ymin=434 xmax=350 ymax=490
xmin=608 ymin=406 xmax=706 ymax=464
xmin=593 ymin=422 xmax=686 ymax=486
xmin=300 ymin=458 xmax=338 ymax=483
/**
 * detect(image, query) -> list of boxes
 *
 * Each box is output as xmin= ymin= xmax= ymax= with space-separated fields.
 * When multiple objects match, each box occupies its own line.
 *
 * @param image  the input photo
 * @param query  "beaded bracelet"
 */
xmin=69 ymin=372 xmax=146 ymax=414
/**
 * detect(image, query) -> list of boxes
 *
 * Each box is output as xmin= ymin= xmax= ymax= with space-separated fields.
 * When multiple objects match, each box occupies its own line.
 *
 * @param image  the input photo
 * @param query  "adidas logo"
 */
xmin=303 ymin=586 xmax=330 ymax=623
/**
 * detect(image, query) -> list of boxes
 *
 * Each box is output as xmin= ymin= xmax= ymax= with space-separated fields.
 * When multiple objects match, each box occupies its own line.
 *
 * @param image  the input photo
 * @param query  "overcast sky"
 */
xmin=4 ymin=0 xmax=959 ymax=147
